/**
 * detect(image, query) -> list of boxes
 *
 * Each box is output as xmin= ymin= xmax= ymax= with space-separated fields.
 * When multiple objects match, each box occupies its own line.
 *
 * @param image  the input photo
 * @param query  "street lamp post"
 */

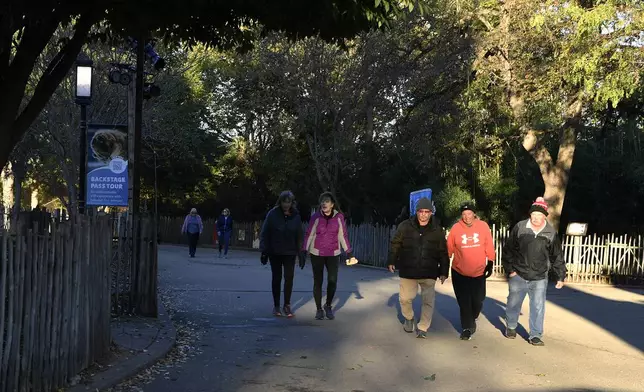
xmin=75 ymin=55 xmax=93 ymax=215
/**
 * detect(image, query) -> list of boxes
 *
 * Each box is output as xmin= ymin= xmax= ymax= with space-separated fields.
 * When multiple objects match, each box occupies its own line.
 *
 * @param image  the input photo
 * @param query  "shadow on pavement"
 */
xmin=492 ymin=389 xmax=625 ymax=392
xmin=147 ymin=246 xmax=643 ymax=392
xmin=479 ymin=295 xmax=530 ymax=340
xmin=545 ymin=284 xmax=644 ymax=352
xmin=387 ymin=289 xmax=460 ymax=332
xmin=476 ymin=282 xmax=644 ymax=351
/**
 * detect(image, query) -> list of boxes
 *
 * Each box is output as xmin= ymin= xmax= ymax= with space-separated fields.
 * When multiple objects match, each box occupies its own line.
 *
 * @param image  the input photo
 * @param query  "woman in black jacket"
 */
xmin=259 ymin=191 xmax=305 ymax=318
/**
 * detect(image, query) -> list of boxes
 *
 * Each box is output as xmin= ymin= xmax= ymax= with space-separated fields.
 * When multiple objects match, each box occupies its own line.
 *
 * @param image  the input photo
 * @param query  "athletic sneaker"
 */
xmin=529 ymin=337 xmax=545 ymax=346
xmin=315 ymin=309 xmax=325 ymax=320
xmin=324 ymin=305 xmax=335 ymax=320
xmin=283 ymin=305 xmax=294 ymax=318
xmin=403 ymin=319 xmax=415 ymax=333
xmin=506 ymin=328 xmax=517 ymax=339
xmin=460 ymin=329 xmax=473 ymax=340
xmin=416 ymin=330 xmax=427 ymax=339
xmin=273 ymin=306 xmax=282 ymax=317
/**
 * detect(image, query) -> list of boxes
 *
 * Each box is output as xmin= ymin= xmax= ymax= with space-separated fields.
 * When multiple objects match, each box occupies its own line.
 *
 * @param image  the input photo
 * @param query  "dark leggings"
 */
xmin=187 ymin=233 xmax=199 ymax=256
xmin=269 ymin=255 xmax=296 ymax=307
xmin=451 ymin=268 xmax=487 ymax=330
xmin=311 ymin=255 xmax=339 ymax=309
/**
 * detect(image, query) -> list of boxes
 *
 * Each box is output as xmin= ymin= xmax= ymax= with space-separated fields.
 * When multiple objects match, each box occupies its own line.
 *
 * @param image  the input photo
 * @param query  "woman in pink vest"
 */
xmin=302 ymin=192 xmax=353 ymax=320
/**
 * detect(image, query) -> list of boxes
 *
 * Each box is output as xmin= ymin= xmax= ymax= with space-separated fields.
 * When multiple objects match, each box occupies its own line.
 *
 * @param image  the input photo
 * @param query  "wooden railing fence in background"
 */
xmin=158 ymin=217 xmax=643 ymax=285
xmin=0 ymin=217 xmax=112 ymax=392
xmin=158 ymin=217 xmax=259 ymax=250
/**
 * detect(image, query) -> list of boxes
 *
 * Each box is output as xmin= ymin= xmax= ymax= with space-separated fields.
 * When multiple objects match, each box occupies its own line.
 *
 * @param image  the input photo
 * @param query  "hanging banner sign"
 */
xmin=86 ymin=124 xmax=129 ymax=207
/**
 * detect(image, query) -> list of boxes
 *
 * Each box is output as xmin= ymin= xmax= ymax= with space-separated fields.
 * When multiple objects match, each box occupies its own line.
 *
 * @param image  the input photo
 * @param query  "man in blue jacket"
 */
xmin=217 ymin=208 xmax=233 ymax=258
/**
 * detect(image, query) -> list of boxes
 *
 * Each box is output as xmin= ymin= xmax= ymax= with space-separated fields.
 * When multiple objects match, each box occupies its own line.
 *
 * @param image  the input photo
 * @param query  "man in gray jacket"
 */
xmin=502 ymin=197 xmax=566 ymax=346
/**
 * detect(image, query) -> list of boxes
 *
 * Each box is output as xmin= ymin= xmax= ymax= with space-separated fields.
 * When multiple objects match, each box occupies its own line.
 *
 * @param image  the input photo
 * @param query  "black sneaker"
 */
xmin=324 ymin=305 xmax=335 ymax=320
xmin=283 ymin=305 xmax=294 ymax=318
xmin=529 ymin=337 xmax=545 ymax=346
xmin=273 ymin=306 xmax=282 ymax=317
xmin=416 ymin=330 xmax=427 ymax=339
xmin=403 ymin=319 xmax=415 ymax=333
xmin=460 ymin=329 xmax=473 ymax=340
xmin=315 ymin=309 xmax=325 ymax=320
xmin=506 ymin=328 xmax=517 ymax=339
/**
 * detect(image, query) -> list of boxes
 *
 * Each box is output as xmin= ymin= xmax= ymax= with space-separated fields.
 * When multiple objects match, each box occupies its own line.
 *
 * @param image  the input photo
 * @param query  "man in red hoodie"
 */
xmin=447 ymin=202 xmax=496 ymax=340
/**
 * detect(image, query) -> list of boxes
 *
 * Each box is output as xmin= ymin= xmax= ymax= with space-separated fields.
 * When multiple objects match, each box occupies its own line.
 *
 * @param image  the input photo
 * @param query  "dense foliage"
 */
xmin=3 ymin=1 xmax=643 ymax=235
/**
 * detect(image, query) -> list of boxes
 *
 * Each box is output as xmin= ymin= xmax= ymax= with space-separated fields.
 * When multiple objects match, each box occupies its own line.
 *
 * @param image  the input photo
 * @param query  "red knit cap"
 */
xmin=529 ymin=197 xmax=549 ymax=216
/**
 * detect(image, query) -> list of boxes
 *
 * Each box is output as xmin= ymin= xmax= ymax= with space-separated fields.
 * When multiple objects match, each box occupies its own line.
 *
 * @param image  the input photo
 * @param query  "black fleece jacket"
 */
xmin=259 ymin=207 xmax=303 ymax=256
xmin=502 ymin=219 xmax=567 ymax=281
xmin=387 ymin=216 xmax=450 ymax=280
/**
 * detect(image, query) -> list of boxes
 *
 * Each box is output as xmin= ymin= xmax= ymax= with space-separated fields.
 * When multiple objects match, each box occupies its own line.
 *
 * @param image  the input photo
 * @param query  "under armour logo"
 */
xmin=461 ymin=233 xmax=480 ymax=245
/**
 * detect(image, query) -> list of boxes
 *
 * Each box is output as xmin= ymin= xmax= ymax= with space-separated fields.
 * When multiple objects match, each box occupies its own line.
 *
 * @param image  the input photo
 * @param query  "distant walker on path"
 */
xmin=181 ymin=208 xmax=203 ymax=258
xmin=217 ymin=208 xmax=233 ymax=258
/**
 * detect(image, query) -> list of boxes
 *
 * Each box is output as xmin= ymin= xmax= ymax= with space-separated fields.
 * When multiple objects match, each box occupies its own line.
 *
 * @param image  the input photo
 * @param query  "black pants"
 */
xmin=311 ymin=255 xmax=339 ymax=309
xmin=269 ymin=255 xmax=296 ymax=307
xmin=451 ymin=268 xmax=486 ymax=331
xmin=187 ymin=233 xmax=199 ymax=256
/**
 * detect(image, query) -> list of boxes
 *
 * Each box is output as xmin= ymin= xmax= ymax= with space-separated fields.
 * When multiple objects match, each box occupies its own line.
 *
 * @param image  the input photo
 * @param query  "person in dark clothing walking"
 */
xmin=302 ymin=192 xmax=356 ymax=320
xmin=216 ymin=208 xmax=233 ymax=258
xmin=181 ymin=208 xmax=203 ymax=257
xmin=387 ymin=197 xmax=450 ymax=339
xmin=447 ymin=202 xmax=496 ymax=341
xmin=260 ymin=191 xmax=306 ymax=318
xmin=503 ymin=197 xmax=566 ymax=346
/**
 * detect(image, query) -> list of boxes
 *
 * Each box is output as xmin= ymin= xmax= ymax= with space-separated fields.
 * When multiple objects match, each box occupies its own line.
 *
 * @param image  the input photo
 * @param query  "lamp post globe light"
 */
xmin=75 ymin=54 xmax=93 ymax=214
xmin=75 ymin=57 xmax=93 ymax=104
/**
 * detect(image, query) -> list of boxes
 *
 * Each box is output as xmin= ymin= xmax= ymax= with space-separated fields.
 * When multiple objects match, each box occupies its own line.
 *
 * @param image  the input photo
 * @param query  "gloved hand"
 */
xmin=484 ymin=260 xmax=494 ymax=278
xmin=260 ymin=253 xmax=269 ymax=265
xmin=298 ymin=251 xmax=307 ymax=269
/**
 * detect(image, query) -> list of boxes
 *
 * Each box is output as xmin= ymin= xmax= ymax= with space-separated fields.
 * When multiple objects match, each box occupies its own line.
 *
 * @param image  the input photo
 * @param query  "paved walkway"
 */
xmin=133 ymin=245 xmax=644 ymax=392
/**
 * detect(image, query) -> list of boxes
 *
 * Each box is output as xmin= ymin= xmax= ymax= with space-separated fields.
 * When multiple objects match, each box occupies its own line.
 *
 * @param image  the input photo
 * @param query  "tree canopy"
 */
xmin=0 ymin=0 xmax=420 ymax=171
xmin=3 ymin=0 xmax=644 ymax=235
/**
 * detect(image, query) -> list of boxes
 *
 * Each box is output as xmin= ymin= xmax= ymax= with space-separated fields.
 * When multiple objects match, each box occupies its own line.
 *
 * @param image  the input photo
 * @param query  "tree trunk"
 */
xmin=474 ymin=0 xmax=583 ymax=232
xmin=10 ymin=160 xmax=26 ymax=227
xmin=521 ymin=99 xmax=581 ymax=231
xmin=2 ymin=163 xmax=14 ymax=209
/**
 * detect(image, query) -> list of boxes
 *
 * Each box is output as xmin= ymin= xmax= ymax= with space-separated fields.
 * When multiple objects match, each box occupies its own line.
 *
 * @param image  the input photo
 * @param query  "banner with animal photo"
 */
xmin=86 ymin=124 xmax=129 ymax=207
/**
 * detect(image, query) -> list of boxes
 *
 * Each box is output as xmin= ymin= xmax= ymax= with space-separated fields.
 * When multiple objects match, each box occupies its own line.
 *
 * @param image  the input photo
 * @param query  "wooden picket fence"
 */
xmin=562 ymin=233 xmax=644 ymax=285
xmin=159 ymin=217 xmax=643 ymax=285
xmin=0 ymin=217 xmax=112 ymax=392
xmin=111 ymin=214 xmax=159 ymax=317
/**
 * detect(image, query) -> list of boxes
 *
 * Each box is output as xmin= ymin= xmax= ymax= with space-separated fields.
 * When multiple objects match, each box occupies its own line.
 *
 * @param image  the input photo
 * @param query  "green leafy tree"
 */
xmin=469 ymin=0 xmax=644 ymax=229
xmin=0 ymin=0 xmax=422 ymax=171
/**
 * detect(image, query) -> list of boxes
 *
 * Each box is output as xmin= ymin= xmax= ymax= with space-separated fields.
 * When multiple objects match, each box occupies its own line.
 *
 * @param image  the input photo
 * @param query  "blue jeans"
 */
xmin=505 ymin=274 xmax=547 ymax=339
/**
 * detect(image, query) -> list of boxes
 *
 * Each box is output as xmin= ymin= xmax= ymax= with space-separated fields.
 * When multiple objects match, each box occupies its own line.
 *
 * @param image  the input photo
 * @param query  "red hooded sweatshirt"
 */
xmin=447 ymin=218 xmax=496 ymax=278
